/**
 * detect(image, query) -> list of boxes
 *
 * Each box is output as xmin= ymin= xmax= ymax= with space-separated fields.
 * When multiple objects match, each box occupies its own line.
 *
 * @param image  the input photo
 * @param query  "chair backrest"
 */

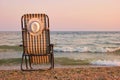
xmin=21 ymin=14 xmax=50 ymax=57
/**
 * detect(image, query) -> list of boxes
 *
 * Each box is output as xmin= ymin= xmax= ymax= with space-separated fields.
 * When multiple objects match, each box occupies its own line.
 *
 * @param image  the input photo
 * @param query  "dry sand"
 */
xmin=0 ymin=66 xmax=120 ymax=80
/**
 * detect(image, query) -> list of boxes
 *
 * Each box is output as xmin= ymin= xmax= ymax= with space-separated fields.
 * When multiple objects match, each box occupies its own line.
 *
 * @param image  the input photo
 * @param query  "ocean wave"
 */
xmin=54 ymin=46 xmax=120 ymax=53
xmin=0 ymin=45 xmax=120 ymax=53
xmin=91 ymin=60 xmax=120 ymax=66
xmin=0 ymin=31 xmax=120 ymax=53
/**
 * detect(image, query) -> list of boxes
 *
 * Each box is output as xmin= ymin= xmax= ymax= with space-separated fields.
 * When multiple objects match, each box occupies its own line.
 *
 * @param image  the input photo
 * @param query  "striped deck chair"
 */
xmin=21 ymin=13 xmax=54 ymax=70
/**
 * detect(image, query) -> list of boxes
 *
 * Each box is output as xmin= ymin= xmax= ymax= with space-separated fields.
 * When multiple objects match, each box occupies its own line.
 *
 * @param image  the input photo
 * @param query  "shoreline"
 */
xmin=0 ymin=63 xmax=119 ymax=70
xmin=0 ymin=60 xmax=119 ymax=70
xmin=0 ymin=51 xmax=120 ymax=69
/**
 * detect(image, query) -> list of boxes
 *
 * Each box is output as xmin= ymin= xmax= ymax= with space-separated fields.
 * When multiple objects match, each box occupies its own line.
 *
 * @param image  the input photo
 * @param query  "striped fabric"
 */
xmin=22 ymin=14 xmax=50 ymax=64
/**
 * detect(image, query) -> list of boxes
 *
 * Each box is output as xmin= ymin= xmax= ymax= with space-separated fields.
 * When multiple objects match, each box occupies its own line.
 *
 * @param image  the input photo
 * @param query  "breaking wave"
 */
xmin=54 ymin=46 xmax=120 ymax=53
xmin=91 ymin=60 xmax=120 ymax=66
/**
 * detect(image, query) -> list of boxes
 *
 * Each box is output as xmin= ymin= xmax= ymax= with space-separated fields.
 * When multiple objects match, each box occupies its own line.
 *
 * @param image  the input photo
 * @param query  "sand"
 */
xmin=0 ymin=66 xmax=120 ymax=80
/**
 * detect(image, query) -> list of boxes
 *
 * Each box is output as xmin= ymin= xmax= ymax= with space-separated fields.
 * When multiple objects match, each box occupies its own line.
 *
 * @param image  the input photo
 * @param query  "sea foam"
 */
xmin=54 ymin=46 xmax=120 ymax=53
xmin=91 ymin=60 xmax=120 ymax=66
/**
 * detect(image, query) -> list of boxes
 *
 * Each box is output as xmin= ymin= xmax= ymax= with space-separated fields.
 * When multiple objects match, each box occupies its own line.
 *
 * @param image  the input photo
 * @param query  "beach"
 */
xmin=0 ymin=66 xmax=120 ymax=80
xmin=0 ymin=31 xmax=120 ymax=79
xmin=0 ymin=0 xmax=120 ymax=79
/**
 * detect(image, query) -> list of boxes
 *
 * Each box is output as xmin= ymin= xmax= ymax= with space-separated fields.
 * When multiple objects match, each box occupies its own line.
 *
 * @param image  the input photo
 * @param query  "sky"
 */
xmin=0 ymin=0 xmax=120 ymax=31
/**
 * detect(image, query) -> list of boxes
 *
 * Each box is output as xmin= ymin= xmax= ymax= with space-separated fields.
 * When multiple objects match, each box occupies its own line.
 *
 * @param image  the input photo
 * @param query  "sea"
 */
xmin=0 ymin=31 xmax=120 ymax=66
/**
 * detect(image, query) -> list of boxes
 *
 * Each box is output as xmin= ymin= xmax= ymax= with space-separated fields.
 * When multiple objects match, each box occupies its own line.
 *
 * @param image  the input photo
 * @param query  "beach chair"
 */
xmin=21 ymin=14 xmax=54 ymax=70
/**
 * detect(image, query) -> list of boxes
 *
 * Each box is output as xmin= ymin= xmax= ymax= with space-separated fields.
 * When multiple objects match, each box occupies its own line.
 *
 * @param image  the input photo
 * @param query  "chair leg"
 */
xmin=52 ymin=54 xmax=54 ymax=69
xmin=21 ymin=54 xmax=54 ymax=71
xmin=21 ymin=54 xmax=24 ymax=70
xmin=21 ymin=54 xmax=29 ymax=70
xmin=50 ymin=54 xmax=54 ymax=69
xmin=25 ymin=55 xmax=28 ymax=69
xmin=29 ymin=56 xmax=33 ymax=69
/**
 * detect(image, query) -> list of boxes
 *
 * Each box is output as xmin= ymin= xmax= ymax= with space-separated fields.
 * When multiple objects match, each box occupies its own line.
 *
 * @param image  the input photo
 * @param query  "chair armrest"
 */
xmin=50 ymin=44 xmax=54 ymax=47
xmin=49 ymin=44 xmax=54 ymax=53
xmin=19 ymin=44 xmax=23 ymax=47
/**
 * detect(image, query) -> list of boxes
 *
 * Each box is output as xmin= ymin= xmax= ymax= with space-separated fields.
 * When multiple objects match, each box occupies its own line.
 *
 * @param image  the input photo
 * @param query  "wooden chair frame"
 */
xmin=21 ymin=14 xmax=54 ymax=71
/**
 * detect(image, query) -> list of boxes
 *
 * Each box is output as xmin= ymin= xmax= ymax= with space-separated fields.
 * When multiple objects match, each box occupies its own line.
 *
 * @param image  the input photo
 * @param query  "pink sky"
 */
xmin=0 ymin=0 xmax=120 ymax=31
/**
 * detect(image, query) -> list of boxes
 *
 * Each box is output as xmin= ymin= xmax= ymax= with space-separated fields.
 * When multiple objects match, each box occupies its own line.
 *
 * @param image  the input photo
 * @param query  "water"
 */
xmin=51 ymin=31 xmax=120 ymax=53
xmin=1 ymin=31 xmax=120 ymax=53
xmin=0 ymin=31 xmax=120 ymax=66
xmin=0 ymin=31 xmax=22 ymax=46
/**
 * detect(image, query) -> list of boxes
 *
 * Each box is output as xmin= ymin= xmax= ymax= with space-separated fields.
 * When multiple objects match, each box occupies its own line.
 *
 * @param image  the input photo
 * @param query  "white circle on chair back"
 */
xmin=27 ymin=18 xmax=45 ymax=35
xmin=30 ymin=21 xmax=40 ymax=33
